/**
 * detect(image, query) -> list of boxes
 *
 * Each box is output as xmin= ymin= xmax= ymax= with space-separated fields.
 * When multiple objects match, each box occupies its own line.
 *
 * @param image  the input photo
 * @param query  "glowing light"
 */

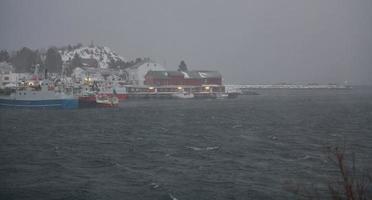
xmin=177 ymin=86 xmax=183 ymax=90
xmin=205 ymin=86 xmax=210 ymax=90
xmin=149 ymin=87 xmax=154 ymax=90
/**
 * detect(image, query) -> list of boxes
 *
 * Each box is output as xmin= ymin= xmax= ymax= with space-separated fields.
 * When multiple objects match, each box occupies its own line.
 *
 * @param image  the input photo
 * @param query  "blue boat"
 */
xmin=0 ymin=80 xmax=78 ymax=109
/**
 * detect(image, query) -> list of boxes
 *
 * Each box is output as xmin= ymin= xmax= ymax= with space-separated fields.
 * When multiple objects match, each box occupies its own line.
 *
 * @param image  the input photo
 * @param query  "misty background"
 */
xmin=0 ymin=0 xmax=371 ymax=85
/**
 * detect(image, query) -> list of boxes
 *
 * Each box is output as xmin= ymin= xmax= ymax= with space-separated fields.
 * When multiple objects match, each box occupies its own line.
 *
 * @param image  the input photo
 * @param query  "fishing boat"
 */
xmin=78 ymin=91 xmax=98 ymax=108
xmin=95 ymin=93 xmax=119 ymax=107
xmin=84 ymin=80 xmax=128 ymax=102
xmin=215 ymin=92 xmax=229 ymax=99
xmin=77 ymin=83 xmax=120 ymax=108
xmin=0 ymin=80 xmax=78 ymax=109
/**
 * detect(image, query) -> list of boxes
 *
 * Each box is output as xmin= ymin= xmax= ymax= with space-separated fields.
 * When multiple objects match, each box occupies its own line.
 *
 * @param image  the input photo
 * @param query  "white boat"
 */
xmin=171 ymin=92 xmax=194 ymax=99
xmin=95 ymin=93 xmax=119 ymax=107
xmin=0 ymin=80 xmax=78 ymax=109
xmin=215 ymin=92 xmax=229 ymax=99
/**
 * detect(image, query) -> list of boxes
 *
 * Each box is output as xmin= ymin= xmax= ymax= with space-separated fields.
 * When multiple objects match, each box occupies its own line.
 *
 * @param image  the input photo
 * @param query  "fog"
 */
xmin=1 ymin=0 xmax=371 ymax=84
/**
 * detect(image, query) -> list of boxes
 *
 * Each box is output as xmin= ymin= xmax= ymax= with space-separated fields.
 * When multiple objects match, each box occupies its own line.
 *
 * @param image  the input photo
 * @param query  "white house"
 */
xmin=125 ymin=59 xmax=165 ymax=85
xmin=0 ymin=62 xmax=34 ymax=88
xmin=72 ymin=67 xmax=105 ymax=83
xmin=0 ymin=62 xmax=14 ymax=88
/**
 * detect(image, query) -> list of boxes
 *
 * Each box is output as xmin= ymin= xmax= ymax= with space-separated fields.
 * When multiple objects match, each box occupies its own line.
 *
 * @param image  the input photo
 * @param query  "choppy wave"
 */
xmin=185 ymin=146 xmax=220 ymax=151
xmin=1 ymin=88 xmax=372 ymax=199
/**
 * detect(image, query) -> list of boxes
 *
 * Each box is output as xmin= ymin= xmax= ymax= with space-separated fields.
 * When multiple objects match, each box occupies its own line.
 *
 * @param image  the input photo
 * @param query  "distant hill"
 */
xmin=8 ymin=44 xmax=145 ymax=73
xmin=58 ymin=45 xmax=126 ymax=69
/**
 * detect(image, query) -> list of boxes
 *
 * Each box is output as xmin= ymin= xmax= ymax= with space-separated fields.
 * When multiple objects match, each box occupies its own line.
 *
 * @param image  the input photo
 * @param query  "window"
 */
xmin=4 ymin=77 xmax=9 ymax=81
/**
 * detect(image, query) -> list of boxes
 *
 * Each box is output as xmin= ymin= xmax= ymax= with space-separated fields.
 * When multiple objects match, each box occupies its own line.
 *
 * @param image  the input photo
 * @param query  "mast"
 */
xmin=34 ymin=64 xmax=40 ymax=81
xmin=44 ymin=69 xmax=48 ymax=80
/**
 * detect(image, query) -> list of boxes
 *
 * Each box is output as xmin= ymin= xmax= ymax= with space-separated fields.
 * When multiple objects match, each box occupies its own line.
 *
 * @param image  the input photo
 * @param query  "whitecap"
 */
xmin=150 ymin=182 xmax=159 ymax=189
xmin=232 ymin=124 xmax=243 ymax=129
xmin=185 ymin=146 xmax=202 ymax=151
xmin=169 ymin=193 xmax=178 ymax=200
xmin=205 ymin=146 xmax=219 ymax=150
xmin=297 ymin=155 xmax=311 ymax=160
xmin=185 ymin=146 xmax=219 ymax=151
xmin=269 ymin=135 xmax=278 ymax=140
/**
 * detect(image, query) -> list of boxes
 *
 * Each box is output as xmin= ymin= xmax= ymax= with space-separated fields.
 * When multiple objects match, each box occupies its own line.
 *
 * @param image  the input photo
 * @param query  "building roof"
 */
xmin=146 ymin=70 xmax=221 ymax=79
xmin=186 ymin=71 xmax=221 ymax=79
xmin=128 ymin=58 xmax=157 ymax=69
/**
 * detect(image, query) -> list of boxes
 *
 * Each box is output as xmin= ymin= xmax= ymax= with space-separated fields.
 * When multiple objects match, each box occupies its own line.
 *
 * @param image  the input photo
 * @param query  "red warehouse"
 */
xmin=144 ymin=70 xmax=222 ymax=86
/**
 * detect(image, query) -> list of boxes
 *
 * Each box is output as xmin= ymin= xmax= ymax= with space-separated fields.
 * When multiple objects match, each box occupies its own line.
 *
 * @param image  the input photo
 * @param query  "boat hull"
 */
xmin=78 ymin=96 xmax=98 ymax=108
xmin=100 ymin=93 xmax=128 ymax=101
xmin=115 ymin=94 xmax=128 ymax=101
xmin=0 ymin=98 xmax=78 ymax=109
xmin=78 ymin=95 xmax=119 ymax=108
xmin=171 ymin=93 xmax=194 ymax=99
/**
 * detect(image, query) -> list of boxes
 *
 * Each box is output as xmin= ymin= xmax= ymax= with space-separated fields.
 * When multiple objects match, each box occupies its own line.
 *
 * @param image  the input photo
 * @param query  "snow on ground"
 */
xmin=225 ymin=84 xmax=351 ymax=90
xmin=59 ymin=46 xmax=126 ymax=69
xmin=199 ymin=72 xmax=207 ymax=78
xmin=181 ymin=71 xmax=190 ymax=78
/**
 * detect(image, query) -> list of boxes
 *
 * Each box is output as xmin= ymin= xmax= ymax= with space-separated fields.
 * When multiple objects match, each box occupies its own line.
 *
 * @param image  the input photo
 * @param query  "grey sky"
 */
xmin=1 ymin=0 xmax=371 ymax=84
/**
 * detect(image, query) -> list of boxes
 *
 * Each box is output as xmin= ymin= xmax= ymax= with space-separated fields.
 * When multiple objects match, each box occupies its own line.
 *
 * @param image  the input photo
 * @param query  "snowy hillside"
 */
xmin=59 ymin=46 xmax=126 ymax=69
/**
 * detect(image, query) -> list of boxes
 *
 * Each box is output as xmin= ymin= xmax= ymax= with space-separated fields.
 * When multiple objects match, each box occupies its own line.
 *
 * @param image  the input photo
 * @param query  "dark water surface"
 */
xmin=1 ymin=88 xmax=372 ymax=200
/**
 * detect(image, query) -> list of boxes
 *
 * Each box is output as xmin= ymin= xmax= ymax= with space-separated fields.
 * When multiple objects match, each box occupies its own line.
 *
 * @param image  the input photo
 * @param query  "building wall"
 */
xmin=203 ymin=78 xmax=222 ymax=85
xmin=145 ymin=76 xmax=222 ymax=86
xmin=126 ymin=62 xmax=165 ymax=85
xmin=0 ymin=73 xmax=31 ymax=87
xmin=0 ymin=73 xmax=12 ymax=87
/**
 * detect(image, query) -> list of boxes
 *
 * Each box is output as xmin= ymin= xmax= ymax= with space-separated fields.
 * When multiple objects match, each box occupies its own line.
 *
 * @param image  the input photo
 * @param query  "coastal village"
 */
xmin=0 ymin=44 xmax=235 ymax=108
xmin=0 ymin=43 xmax=352 ymax=109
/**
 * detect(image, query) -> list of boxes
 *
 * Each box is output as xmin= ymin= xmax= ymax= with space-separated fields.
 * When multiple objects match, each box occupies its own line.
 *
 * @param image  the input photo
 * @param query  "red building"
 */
xmin=144 ymin=70 xmax=222 ymax=86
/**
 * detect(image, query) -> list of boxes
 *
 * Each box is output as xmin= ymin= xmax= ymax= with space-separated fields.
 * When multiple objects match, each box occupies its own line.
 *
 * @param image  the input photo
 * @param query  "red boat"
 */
xmin=96 ymin=84 xmax=128 ymax=101
xmin=78 ymin=93 xmax=119 ymax=108
xmin=78 ymin=94 xmax=97 ymax=108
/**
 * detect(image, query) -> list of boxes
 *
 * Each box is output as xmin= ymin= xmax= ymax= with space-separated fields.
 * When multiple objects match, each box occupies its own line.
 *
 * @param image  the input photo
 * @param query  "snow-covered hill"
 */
xmin=59 ymin=46 xmax=126 ymax=69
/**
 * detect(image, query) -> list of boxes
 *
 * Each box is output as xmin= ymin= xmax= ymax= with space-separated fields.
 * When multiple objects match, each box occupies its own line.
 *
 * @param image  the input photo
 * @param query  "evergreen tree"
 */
xmin=108 ymin=59 xmax=116 ymax=69
xmin=45 ymin=47 xmax=62 ymax=73
xmin=64 ymin=53 xmax=81 ymax=76
xmin=0 ymin=50 xmax=10 ymax=62
xmin=71 ymin=53 xmax=82 ymax=69
xmin=74 ymin=43 xmax=83 ymax=49
xmin=10 ymin=47 xmax=41 ymax=73
xmin=178 ymin=60 xmax=188 ymax=72
xmin=135 ymin=57 xmax=143 ymax=64
xmin=64 ymin=62 xmax=73 ymax=77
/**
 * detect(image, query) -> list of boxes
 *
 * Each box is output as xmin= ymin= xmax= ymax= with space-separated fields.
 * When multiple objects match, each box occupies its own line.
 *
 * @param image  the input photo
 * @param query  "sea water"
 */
xmin=1 ymin=88 xmax=372 ymax=199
